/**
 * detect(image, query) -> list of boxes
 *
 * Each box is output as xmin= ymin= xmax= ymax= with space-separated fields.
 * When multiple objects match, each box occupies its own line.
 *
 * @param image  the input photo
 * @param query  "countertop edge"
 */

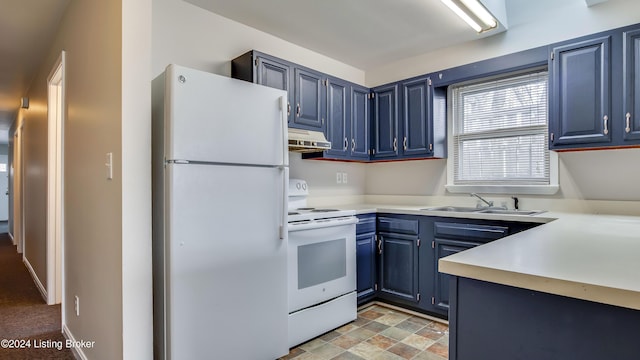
xmin=438 ymin=259 xmax=640 ymax=311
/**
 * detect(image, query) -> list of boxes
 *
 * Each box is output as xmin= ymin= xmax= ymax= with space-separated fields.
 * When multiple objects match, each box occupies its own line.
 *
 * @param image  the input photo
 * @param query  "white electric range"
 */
xmin=287 ymin=179 xmax=357 ymax=348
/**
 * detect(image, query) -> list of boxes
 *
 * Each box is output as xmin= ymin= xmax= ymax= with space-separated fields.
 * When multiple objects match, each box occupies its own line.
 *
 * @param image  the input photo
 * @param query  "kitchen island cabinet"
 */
xmin=448 ymin=277 xmax=640 ymax=360
xmin=440 ymin=212 xmax=640 ymax=359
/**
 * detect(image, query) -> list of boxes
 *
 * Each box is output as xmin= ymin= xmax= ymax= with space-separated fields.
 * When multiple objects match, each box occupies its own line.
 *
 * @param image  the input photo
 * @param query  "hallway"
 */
xmin=0 ymin=233 xmax=73 ymax=359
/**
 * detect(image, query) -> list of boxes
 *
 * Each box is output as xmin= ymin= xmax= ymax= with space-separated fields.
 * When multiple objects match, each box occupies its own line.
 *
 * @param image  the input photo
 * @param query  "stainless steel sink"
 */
xmin=421 ymin=206 xmax=483 ymax=212
xmin=421 ymin=206 xmax=545 ymax=216
xmin=477 ymin=209 xmax=545 ymax=216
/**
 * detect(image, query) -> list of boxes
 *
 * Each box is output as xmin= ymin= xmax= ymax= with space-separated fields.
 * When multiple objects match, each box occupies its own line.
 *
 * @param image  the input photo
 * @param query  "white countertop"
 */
xmin=327 ymin=203 xmax=640 ymax=311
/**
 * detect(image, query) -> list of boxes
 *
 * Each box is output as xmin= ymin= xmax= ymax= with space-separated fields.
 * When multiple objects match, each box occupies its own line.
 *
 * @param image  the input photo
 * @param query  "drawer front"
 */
xmin=434 ymin=222 xmax=508 ymax=242
xmin=356 ymin=214 xmax=376 ymax=235
xmin=377 ymin=216 xmax=419 ymax=235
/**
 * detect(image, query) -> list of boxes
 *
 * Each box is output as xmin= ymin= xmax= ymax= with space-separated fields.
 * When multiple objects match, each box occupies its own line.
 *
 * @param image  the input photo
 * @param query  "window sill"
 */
xmin=445 ymin=184 xmax=560 ymax=195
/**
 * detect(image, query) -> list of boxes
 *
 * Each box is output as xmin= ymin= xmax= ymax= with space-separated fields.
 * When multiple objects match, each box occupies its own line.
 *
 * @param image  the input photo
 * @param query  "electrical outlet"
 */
xmin=74 ymin=295 xmax=80 ymax=316
xmin=336 ymin=172 xmax=342 ymax=184
xmin=342 ymin=172 xmax=348 ymax=184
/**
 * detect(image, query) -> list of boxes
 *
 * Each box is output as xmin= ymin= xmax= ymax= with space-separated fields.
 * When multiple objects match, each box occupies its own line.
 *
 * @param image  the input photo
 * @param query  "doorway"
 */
xmin=46 ymin=51 xmax=65 ymax=305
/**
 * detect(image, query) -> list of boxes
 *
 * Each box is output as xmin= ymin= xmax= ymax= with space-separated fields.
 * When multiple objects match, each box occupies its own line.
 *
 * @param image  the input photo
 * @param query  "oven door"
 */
xmin=288 ymin=219 xmax=357 ymax=313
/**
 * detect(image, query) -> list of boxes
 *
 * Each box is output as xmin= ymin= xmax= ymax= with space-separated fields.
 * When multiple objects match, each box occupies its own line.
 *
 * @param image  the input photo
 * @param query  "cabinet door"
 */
xmin=434 ymin=239 xmax=480 ymax=313
xmin=372 ymin=84 xmax=399 ymax=158
xmin=379 ymin=232 xmax=419 ymax=303
xmin=293 ymin=68 xmax=325 ymax=130
xmin=401 ymin=77 xmax=433 ymax=157
xmin=351 ymin=85 xmax=370 ymax=159
xmin=623 ymin=29 xmax=640 ymax=142
xmin=256 ymin=57 xmax=292 ymax=124
xmin=325 ymin=78 xmax=350 ymax=158
xmin=356 ymin=232 xmax=377 ymax=304
xmin=550 ymin=36 xmax=612 ymax=148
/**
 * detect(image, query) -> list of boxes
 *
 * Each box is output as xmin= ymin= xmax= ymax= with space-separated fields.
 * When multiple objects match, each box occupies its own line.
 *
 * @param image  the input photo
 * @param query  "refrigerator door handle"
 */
xmin=280 ymin=96 xmax=289 ymax=166
xmin=279 ymin=166 xmax=288 ymax=240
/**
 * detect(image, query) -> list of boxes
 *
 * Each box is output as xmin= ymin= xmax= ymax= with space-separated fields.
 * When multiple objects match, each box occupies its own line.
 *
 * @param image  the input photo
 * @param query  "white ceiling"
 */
xmin=185 ymin=0 xmax=503 ymax=70
xmin=0 ymin=0 xmax=607 ymax=146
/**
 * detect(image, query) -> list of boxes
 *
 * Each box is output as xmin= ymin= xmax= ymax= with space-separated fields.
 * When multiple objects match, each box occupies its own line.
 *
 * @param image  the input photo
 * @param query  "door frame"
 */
xmin=46 ymin=51 xmax=65 ymax=305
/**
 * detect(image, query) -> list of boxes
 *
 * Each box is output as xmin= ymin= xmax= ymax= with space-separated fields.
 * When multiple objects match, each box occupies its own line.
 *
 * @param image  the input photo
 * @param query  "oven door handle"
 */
xmin=287 ymin=217 xmax=358 ymax=232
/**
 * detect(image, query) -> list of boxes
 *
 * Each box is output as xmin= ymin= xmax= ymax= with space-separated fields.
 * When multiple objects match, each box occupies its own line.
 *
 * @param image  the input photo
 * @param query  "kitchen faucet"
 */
xmin=470 ymin=193 xmax=493 ymax=208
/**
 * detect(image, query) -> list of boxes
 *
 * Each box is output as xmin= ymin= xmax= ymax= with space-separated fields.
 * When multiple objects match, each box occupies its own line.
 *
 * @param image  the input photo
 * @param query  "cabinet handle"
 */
xmin=626 ymin=112 xmax=632 ymax=133
xmin=603 ymin=115 xmax=609 ymax=135
xmin=351 ymin=138 xmax=356 ymax=151
xmin=403 ymin=137 xmax=407 ymax=151
xmin=296 ymin=104 xmax=301 ymax=117
xmin=393 ymin=137 xmax=398 ymax=152
xmin=344 ymin=138 xmax=348 ymax=151
xmin=287 ymin=102 xmax=291 ymax=116
xmin=550 ymin=132 xmax=554 ymax=142
xmin=378 ymin=236 xmax=383 ymax=255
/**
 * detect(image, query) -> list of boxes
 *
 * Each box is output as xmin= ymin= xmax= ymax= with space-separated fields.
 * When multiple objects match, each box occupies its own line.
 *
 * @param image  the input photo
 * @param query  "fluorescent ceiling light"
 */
xmin=441 ymin=0 xmax=498 ymax=33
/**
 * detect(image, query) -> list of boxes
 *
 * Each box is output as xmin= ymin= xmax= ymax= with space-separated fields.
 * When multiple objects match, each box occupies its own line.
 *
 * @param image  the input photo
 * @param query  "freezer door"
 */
xmin=164 ymin=163 xmax=288 ymax=359
xmin=164 ymin=64 xmax=288 ymax=166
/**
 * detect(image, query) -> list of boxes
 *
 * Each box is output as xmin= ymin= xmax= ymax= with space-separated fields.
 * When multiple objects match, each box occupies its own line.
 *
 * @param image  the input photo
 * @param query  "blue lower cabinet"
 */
xmin=433 ymin=239 xmax=480 ymax=315
xmin=378 ymin=232 xmax=419 ymax=304
xmin=356 ymin=214 xmax=377 ymax=304
xmin=449 ymin=277 xmax=640 ymax=360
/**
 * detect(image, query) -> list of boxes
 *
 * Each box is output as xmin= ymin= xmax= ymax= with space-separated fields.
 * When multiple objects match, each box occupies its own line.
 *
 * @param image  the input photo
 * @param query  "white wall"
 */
xmin=364 ymin=0 xmax=640 ymax=203
xmin=367 ymin=0 xmax=640 ymax=86
xmin=151 ymin=0 xmax=365 ymax=83
xmin=152 ymin=0 xmax=369 ymax=201
xmin=122 ymin=0 xmax=153 ymax=358
xmin=155 ymin=0 xmax=640 ymax=204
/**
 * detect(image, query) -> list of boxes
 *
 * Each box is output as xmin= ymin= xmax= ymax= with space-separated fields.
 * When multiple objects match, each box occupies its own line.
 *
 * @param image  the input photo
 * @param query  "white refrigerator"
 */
xmin=152 ymin=64 xmax=289 ymax=359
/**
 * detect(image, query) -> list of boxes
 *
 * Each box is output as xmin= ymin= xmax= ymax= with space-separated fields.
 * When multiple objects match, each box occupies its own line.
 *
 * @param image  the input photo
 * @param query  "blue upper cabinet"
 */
xmin=549 ymin=36 xmax=612 ymax=149
xmin=231 ymin=50 xmax=326 ymax=132
xmin=324 ymin=77 xmax=350 ymax=158
xmin=371 ymin=84 xmax=400 ymax=159
xmin=623 ymin=28 xmax=640 ymax=142
xmin=350 ymin=85 xmax=371 ymax=159
xmin=371 ymin=77 xmax=445 ymax=160
xmin=400 ymin=77 xmax=433 ymax=157
xmin=232 ymin=52 xmax=293 ymax=124
xmin=306 ymin=78 xmax=370 ymax=161
xmin=293 ymin=68 xmax=325 ymax=130
xmin=548 ymin=23 xmax=640 ymax=150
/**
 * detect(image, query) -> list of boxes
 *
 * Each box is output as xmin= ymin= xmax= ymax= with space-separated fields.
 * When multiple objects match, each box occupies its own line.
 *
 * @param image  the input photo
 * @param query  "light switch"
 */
xmin=106 ymin=152 xmax=113 ymax=180
xmin=336 ymin=172 xmax=342 ymax=184
xmin=342 ymin=172 xmax=348 ymax=184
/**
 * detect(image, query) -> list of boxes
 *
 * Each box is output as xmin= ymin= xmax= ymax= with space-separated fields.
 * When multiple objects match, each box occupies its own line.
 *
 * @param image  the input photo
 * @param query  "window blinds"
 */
xmin=452 ymin=71 xmax=549 ymax=186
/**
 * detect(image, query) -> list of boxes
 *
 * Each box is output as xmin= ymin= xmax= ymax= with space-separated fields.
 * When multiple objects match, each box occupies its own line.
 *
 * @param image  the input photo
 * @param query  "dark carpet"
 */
xmin=0 ymin=234 xmax=74 ymax=359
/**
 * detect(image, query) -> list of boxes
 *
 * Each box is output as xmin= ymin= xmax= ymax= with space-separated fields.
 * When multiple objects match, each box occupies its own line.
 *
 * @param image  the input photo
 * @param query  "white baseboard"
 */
xmin=9 ymin=231 xmax=14 ymax=245
xmin=63 ymin=324 xmax=88 ymax=360
xmin=23 ymin=257 xmax=47 ymax=302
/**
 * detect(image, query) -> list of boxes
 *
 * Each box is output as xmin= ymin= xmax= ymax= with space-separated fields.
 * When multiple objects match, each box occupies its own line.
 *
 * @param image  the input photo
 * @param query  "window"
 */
xmin=446 ymin=70 xmax=558 ymax=195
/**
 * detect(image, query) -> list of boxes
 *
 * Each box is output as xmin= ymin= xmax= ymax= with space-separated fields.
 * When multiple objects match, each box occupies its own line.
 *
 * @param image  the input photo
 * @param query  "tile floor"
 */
xmin=280 ymin=304 xmax=449 ymax=360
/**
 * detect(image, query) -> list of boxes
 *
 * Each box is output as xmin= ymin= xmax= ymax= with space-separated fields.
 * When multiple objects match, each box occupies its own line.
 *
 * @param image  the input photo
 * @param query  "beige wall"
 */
xmin=13 ymin=0 xmax=154 ymax=358
xmin=54 ymin=1 xmax=123 ymax=358
xmin=14 ymin=81 xmax=48 ymax=290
